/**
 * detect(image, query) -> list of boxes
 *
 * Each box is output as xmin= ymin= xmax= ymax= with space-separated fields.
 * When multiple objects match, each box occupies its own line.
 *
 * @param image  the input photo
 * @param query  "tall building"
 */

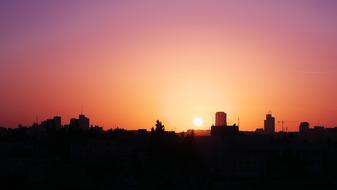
xmin=264 ymin=114 xmax=275 ymax=134
xmin=211 ymin=112 xmax=239 ymax=136
xmin=215 ymin=112 xmax=227 ymax=126
xmin=79 ymin=114 xmax=90 ymax=130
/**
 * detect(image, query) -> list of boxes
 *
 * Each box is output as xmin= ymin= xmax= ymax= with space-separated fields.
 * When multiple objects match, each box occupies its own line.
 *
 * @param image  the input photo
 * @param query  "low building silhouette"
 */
xmin=68 ymin=114 xmax=90 ymax=130
xmin=299 ymin=122 xmax=310 ymax=133
xmin=40 ymin=116 xmax=62 ymax=130
xmin=255 ymin=128 xmax=264 ymax=134
xmin=70 ymin=118 xmax=79 ymax=128
xmin=186 ymin=129 xmax=210 ymax=136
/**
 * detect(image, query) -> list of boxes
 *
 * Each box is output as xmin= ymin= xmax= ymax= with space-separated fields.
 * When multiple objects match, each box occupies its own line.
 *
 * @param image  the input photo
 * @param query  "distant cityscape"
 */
xmin=210 ymin=111 xmax=337 ymax=137
xmin=2 ymin=111 xmax=337 ymax=140
xmin=1 ymin=111 xmax=337 ymax=189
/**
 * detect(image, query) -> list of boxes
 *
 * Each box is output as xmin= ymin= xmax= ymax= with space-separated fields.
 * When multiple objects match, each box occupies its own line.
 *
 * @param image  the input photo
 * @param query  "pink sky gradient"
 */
xmin=1 ymin=1 xmax=337 ymax=131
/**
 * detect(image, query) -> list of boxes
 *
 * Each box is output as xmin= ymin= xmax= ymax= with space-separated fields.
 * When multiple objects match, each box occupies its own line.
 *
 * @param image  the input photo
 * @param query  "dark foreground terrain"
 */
xmin=1 ymin=128 xmax=337 ymax=190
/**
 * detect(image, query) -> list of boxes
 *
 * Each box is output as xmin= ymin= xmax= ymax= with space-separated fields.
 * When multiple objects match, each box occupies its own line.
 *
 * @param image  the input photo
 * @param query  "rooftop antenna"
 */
xmin=238 ymin=117 xmax=240 ymax=126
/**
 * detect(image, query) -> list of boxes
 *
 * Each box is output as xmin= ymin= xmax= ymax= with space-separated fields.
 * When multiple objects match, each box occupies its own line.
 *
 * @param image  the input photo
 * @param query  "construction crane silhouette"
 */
xmin=277 ymin=120 xmax=298 ymax=132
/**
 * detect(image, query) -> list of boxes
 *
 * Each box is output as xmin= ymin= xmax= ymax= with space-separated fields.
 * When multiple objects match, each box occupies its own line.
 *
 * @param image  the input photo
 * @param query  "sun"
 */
xmin=193 ymin=117 xmax=203 ymax=128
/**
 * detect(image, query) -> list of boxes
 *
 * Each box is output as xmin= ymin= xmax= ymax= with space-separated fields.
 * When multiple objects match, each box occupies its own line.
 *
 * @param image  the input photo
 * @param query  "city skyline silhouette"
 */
xmin=1 ymin=1 xmax=337 ymax=189
xmin=1 ymin=111 xmax=337 ymax=189
xmin=5 ymin=110 xmax=337 ymax=133
xmin=7 ymin=111 xmax=337 ymax=134
xmin=1 ymin=1 xmax=337 ymax=131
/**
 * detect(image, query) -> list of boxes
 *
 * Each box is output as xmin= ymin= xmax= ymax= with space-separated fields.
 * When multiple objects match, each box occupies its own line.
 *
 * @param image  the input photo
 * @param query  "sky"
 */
xmin=1 ymin=0 xmax=337 ymax=131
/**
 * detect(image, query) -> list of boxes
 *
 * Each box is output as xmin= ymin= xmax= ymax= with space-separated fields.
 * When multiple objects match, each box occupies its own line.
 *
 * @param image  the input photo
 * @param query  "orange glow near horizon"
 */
xmin=1 ymin=1 xmax=337 ymax=132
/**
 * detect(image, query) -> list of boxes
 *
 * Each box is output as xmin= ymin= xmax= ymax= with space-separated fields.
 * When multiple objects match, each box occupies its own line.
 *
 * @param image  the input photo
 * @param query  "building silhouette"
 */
xmin=211 ymin=112 xmax=239 ymax=136
xmin=255 ymin=128 xmax=264 ymax=134
xmin=79 ymin=114 xmax=90 ymax=130
xmin=68 ymin=114 xmax=90 ymax=130
xmin=264 ymin=114 xmax=275 ymax=134
xmin=299 ymin=122 xmax=310 ymax=133
xmin=53 ymin=116 xmax=62 ymax=128
xmin=40 ymin=116 xmax=61 ymax=130
xmin=70 ymin=118 xmax=79 ymax=128
xmin=215 ymin=112 xmax=227 ymax=126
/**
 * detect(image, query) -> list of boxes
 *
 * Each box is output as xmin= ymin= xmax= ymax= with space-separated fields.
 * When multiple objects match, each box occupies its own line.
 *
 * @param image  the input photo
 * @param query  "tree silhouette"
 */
xmin=155 ymin=120 xmax=165 ymax=134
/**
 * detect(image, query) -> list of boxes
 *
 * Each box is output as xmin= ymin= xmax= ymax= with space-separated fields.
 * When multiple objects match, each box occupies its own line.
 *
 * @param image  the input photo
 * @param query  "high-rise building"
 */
xmin=215 ymin=112 xmax=227 ymax=126
xmin=79 ymin=114 xmax=90 ymax=130
xmin=264 ymin=114 xmax=275 ymax=134
xmin=211 ymin=112 xmax=239 ymax=136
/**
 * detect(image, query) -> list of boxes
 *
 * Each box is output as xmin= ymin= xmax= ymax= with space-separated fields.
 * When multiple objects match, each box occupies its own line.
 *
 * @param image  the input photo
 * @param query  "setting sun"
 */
xmin=193 ymin=117 xmax=203 ymax=128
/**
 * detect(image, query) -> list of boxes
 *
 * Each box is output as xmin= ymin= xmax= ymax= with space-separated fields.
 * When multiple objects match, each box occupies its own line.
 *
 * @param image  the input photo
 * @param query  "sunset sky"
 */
xmin=1 ymin=0 xmax=337 ymax=131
